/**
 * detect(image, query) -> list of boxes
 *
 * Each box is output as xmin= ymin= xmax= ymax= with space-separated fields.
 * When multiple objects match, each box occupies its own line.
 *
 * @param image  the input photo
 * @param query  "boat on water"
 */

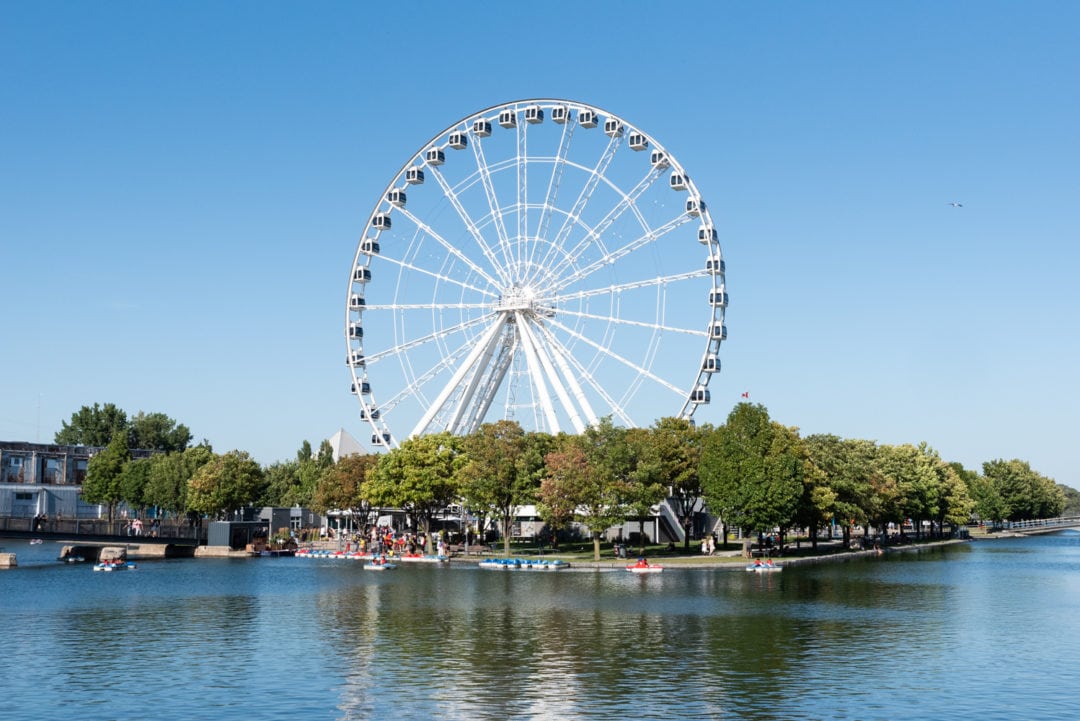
xmin=479 ymin=558 xmax=569 ymax=571
xmin=93 ymin=561 xmax=137 ymax=572
xmin=746 ymin=561 xmax=781 ymax=572
xmin=364 ymin=558 xmax=398 ymax=571
xmin=626 ymin=561 xmax=663 ymax=574
xmin=29 ymin=539 xmax=43 ymax=545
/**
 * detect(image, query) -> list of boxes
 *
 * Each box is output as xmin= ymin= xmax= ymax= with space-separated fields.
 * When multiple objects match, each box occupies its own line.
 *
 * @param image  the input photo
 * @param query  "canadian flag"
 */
xmin=741 ymin=391 xmax=750 ymax=399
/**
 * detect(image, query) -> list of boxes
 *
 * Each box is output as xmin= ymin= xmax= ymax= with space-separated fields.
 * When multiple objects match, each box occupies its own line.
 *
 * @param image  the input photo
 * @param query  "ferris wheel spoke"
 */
xmin=395 ymin=205 xmax=506 ymax=289
xmin=375 ymin=253 xmax=499 ymax=300
xmin=530 ymin=121 xmax=576 ymax=269
xmin=554 ymin=213 xmax=693 ymax=293
xmin=364 ymin=313 xmax=494 ymax=365
xmin=375 ymin=338 xmax=475 ymax=414
xmin=515 ymin=119 xmax=528 ymax=275
xmin=531 ymin=322 xmax=633 ymax=427
xmin=555 ymin=270 xmax=711 ymax=302
xmin=425 ymin=163 xmax=512 ymax=285
xmin=532 ymin=134 xmax=624 ymax=279
xmin=555 ymin=307 xmax=709 ymax=337
xmin=548 ymin=165 xmax=664 ymax=281
xmin=469 ymin=131 xmax=515 ymax=275
xmin=546 ymin=316 xmax=689 ymax=399
xmin=363 ymin=302 xmax=491 ymax=312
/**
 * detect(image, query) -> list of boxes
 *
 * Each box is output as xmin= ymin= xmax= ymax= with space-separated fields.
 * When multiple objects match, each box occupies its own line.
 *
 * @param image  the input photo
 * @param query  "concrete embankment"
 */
xmin=58 ymin=543 xmax=197 ymax=562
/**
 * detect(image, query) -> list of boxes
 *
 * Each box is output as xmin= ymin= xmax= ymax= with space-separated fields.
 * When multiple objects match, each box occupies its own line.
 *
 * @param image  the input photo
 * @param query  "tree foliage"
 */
xmin=56 ymin=403 xmax=128 ymax=447
xmin=82 ymin=429 xmax=131 ymax=520
xmin=187 ymin=451 xmax=265 ymax=517
xmin=128 ymin=411 xmax=192 ymax=452
xmin=364 ymin=432 xmax=462 ymax=550
xmin=144 ymin=445 xmax=215 ymax=514
xmin=458 ymin=421 xmax=546 ymax=556
xmin=313 ymin=452 xmax=378 ymax=516
xmin=646 ymin=417 xmax=704 ymax=549
xmin=701 ymin=403 xmax=803 ymax=539
xmin=982 ymin=459 xmax=1064 ymax=521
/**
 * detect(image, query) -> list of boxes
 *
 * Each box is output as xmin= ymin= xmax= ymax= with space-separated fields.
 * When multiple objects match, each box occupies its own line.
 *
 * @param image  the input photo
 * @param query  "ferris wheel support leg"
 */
xmin=514 ymin=312 xmax=561 ymax=434
xmin=535 ymin=323 xmax=599 ymax=428
xmin=517 ymin=318 xmax=586 ymax=434
xmin=447 ymin=325 xmax=506 ymax=434
xmin=458 ymin=332 xmax=517 ymax=435
xmin=410 ymin=315 xmax=507 ymax=438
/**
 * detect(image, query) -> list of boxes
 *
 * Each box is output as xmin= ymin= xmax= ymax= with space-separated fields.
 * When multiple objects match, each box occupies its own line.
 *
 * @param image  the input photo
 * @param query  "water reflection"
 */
xmin=3 ymin=537 xmax=1079 ymax=720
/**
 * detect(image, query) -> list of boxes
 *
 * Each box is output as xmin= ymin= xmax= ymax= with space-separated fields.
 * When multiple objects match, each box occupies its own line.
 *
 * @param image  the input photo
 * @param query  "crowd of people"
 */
xmin=326 ymin=525 xmax=450 ymax=557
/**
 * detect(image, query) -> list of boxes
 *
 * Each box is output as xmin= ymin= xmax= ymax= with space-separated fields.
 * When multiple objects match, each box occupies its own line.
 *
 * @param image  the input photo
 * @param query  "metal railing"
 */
xmin=0 ymin=516 xmax=205 ymax=543
xmin=1001 ymin=516 xmax=1080 ymax=532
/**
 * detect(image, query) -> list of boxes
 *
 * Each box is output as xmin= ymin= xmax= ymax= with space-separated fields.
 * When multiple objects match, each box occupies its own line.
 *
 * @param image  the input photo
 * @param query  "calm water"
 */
xmin=2 ymin=534 xmax=1078 ymax=721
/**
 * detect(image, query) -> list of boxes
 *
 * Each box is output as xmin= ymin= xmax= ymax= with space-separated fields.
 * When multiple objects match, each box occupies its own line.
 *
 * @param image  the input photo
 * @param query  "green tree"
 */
xmin=129 ymin=411 xmax=192 ymax=452
xmin=803 ymin=435 xmax=877 ymax=548
xmin=187 ymin=451 xmax=265 ymax=518
xmin=983 ymin=459 xmax=1065 ymax=521
xmin=1059 ymin=484 xmax=1080 ymax=517
xmin=82 ymin=429 xmax=130 ymax=521
xmin=118 ymin=457 xmax=153 ymax=516
xmin=459 ymin=421 xmax=545 ymax=556
xmin=363 ymin=432 xmax=462 ymax=552
xmin=144 ymin=445 xmax=214 ymax=515
xmin=543 ymin=420 xmax=633 ymax=561
xmin=648 ymin=417 xmax=704 ymax=550
xmin=624 ymin=427 xmax=667 ymax=554
xmin=55 ymin=403 xmax=128 ymax=447
xmin=700 ymin=403 xmax=803 ymax=543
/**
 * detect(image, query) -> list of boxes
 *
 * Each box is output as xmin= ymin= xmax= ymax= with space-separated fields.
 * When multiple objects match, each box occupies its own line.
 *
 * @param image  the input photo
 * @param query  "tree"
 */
xmin=118 ymin=457 xmax=153 ymax=516
xmin=624 ymin=427 xmax=667 ymax=554
xmin=1060 ymin=484 xmax=1080 ymax=517
xmin=363 ymin=433 xmax=462 ymax=552
xmin=982 ymin=459 xmax=1065 ymax=521
xmin=458 ymin=421 xmax=546 ymax=556
xmin=187 ymin=451 xmax=265 ymax=518
xmin=700 ymin=403 xmax=803 ymax=544
xmin=313 ymin=452 xmax=378 ymax=517
xmin=648 ymin=417 xmax=704 ymax=550
xmin=539 ymin=438 xmax=594 ymax=548
xmin=144 ymin=445 xmax=214 ymax=515
xmin=803 ymin=435 xmax=877 ymax=548
xmin=540 ymin=420 xmax=633 ymax=561
xmin=55 ymin=403 xmax=128 ymax=447
xmin=536 ymin=436 xmax=581 ymax=550
xmin=82 ymin=429 xmax=130 ymax=521
xmin=129 ymin=411 xmax=192 ymax=452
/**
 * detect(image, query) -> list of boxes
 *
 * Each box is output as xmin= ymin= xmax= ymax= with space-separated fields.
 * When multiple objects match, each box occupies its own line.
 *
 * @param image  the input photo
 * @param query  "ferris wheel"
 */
xmin=346 ymin=99 xmax=727 ymax=449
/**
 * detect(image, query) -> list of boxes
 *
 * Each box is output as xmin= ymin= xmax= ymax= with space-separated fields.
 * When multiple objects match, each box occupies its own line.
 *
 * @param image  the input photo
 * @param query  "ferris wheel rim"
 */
xmin=346 ymin=98 xmax=727 ymax=449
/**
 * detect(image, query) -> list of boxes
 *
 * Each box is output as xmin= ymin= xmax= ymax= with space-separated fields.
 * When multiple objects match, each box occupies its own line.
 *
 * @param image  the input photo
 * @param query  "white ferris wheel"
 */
xmin=346 ymin=99 xmax=727 ymax=449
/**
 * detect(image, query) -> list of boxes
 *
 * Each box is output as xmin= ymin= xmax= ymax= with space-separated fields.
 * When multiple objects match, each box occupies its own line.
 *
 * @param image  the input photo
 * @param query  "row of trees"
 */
xmin=67 ymin=402 xmax=1069 ymax=558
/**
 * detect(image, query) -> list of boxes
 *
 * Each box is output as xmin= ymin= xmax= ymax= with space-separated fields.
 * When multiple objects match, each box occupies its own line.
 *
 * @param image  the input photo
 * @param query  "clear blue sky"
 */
xmin=2 ymin=2 xmax=1077 ymax=488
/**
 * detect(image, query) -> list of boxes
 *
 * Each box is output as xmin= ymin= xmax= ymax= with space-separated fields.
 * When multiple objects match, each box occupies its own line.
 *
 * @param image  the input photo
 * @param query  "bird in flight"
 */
xmin=948 ymin=202 xmax=963 ymax=207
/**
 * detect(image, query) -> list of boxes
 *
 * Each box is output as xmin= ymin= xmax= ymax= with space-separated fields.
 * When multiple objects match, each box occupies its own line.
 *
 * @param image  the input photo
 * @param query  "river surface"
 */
xmin=2 ymin=533 xmax=1078 ymax=721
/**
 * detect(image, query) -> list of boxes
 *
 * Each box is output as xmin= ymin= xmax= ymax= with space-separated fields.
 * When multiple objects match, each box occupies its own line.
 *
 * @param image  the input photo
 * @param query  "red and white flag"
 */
xmin=741 ymin=391 xmax=750 ymax=399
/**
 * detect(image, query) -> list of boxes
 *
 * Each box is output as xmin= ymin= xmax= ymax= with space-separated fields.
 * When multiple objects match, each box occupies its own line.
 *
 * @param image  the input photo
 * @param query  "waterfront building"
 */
xmin=0 ymin=440 xmax=154 ymax=519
